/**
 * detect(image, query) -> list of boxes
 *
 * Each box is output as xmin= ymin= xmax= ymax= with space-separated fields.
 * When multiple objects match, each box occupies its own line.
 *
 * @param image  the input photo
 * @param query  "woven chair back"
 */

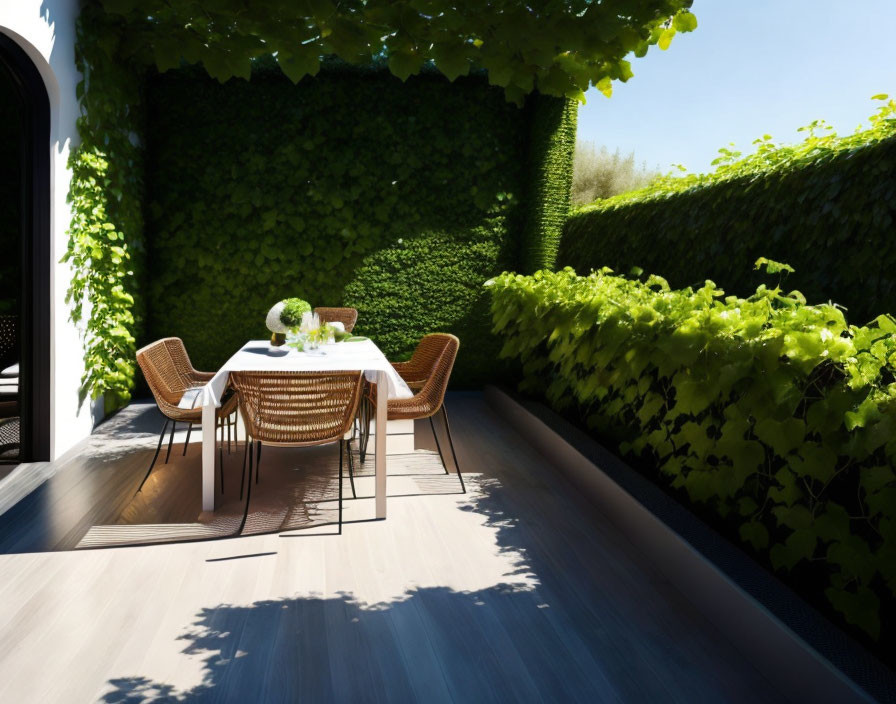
xmin=314 ymin=307 xmax=358 ymax=333
xmin=387 ymin=334 xmax=459 ymax=420
xmin=164 ymin=338 xmax=199 ymax=381
xmin=415 ymin=333 xmax=458 ymax=409
xmin=405 ymin=334 xmax=457 ymax=386
xmin=230 ymin=370 xmax=363 ymax=446
xmin=136 ymin=338 xmax=192 ymax=408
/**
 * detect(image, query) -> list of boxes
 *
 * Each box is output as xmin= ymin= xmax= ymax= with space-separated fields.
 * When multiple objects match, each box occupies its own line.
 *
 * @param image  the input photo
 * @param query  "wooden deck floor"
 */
xmin=0 ymin=393 xmax=787 ymax=703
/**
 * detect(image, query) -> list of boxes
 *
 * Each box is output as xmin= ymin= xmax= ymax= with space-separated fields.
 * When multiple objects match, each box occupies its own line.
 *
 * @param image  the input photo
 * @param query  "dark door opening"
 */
xmin=0 ymin=34 xmax=50 ymax=465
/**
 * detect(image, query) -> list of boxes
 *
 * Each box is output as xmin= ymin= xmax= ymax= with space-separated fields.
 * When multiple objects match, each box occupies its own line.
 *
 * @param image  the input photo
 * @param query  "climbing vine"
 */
xmin=96 ymin=0 xmax=696 ymax=103
xmin=64 ymin=6 xmax=145 ymax=409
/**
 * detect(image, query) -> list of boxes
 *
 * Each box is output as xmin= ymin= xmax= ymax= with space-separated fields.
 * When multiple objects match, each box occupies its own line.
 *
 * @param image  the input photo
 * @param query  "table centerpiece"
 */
xmin=266 ymin=297 xmax=311 ymax=346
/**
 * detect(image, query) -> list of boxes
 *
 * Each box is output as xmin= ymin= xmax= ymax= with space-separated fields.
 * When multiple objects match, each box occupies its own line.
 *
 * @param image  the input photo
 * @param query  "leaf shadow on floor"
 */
xmin=98 ymin=402 xmax=784 ymax=704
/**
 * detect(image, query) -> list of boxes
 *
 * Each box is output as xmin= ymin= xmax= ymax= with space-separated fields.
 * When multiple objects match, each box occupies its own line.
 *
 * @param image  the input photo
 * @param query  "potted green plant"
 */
xmin=266 ymin=297 xmax=311 ymax=346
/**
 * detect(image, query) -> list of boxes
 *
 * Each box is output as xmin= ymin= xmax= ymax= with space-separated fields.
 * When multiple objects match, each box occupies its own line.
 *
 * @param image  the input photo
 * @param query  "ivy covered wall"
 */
xmin=144 ymin=62 xmax=576 ymax=385
xmin=519 ymin=97 xmax=578 ymax=272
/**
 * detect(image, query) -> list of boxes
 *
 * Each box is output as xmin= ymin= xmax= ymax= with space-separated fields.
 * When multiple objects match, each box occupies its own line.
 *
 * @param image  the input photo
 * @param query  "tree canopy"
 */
xmin=97 ymin=0 xmax=696 ymax=102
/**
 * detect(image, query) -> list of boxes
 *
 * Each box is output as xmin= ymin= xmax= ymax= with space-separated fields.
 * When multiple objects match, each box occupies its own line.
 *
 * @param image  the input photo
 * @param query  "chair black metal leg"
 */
xmin=367 ymin=398 xmax=373 ymax=458
xmin=338 ymin=441 xmax=344 ymax=534
xmin=356 ymin=399 xmax=363 ymax=462
xmin=227 ymin=416 xmax=232 ymax=454
xmin=240 ymin=436 xmax=250 ymax=500
xmin=360 ymin=397 xmax=372 ymax=463
xmin=182 ymin=423 xmax=193 ymax=456
xmin=429 ymin=415 xmax=448 ymax=474
xmin=346 ymin=439 xmax=356 ymax=498
xmin=219 ymin=431 xmax=225 ymax=494
xmin=165 ymin=421 xmax=177 ymax=463
xmin=255 ymin=441 xmax=262 ymax=484
xmin=358 ymin=399 xmax=367 ymax=462
xmin=441 ymin=405 xmax=465 ymax=494
xmin=237 ymin=439 xmax=253 ymax=535
xmin=233 ymin=412 xmax=239 ymax=448
xmin=136 ymin=418 xmax=169 ymax=494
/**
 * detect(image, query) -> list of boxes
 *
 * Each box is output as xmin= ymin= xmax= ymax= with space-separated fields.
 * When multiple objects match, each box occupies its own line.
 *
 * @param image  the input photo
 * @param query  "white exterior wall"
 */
xmin=1 ymin=0 xmax=101 ymax=459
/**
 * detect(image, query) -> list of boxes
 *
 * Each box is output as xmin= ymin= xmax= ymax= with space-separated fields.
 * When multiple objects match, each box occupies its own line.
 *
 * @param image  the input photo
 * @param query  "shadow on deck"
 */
xmin=0 ymin=392 xmax=787 ymax=702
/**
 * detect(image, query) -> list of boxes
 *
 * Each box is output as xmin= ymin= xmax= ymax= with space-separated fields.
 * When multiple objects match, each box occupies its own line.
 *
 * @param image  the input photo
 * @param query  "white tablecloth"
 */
xmin=197 ymin=339 xmax=414 ymax=408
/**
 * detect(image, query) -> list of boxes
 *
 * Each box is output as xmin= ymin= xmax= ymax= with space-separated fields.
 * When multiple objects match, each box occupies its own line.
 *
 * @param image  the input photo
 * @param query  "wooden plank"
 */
xmin=0 ymin=462 xmax=55 ymax=517
xmin=0 ymin=394 xmax=790 ymax=703
xmin=365 ymin=432 xmax=414 ymax=455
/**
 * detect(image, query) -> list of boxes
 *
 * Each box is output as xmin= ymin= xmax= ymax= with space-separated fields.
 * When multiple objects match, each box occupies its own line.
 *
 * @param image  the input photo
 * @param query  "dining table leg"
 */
xmin=202 ymin=401 xmax=216 ymax=512
xmin=375 ymin=369 xmax=387 ymax=519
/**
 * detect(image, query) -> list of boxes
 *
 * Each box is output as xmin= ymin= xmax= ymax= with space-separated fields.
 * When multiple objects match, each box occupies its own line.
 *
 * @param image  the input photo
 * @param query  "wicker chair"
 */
xmin=136 ymin=338 xmax=238 ymax=494
xmin=360 ymin=333 xmax=464 ymax=492
xmin=229 ymin=371 xmax=364 ymax=533
xmin=314 ymin=307 xmax=358 ymax=333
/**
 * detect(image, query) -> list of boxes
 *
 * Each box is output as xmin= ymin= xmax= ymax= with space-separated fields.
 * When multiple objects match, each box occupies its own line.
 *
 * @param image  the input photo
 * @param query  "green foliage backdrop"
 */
xmin=558 ymin=100 xmax=896 ymax=325
xmin=67 ymin=0 xmax=694 ymax=404
xmin=489 ymin=266 xmax=896 ymax=647
xmin=145 ymin=62 xmax=576 ymax=385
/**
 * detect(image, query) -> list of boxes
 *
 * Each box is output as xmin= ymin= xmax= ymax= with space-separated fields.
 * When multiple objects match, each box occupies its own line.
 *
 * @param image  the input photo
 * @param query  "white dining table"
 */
xmin=196 ymin=339 xmax=413 ymax=516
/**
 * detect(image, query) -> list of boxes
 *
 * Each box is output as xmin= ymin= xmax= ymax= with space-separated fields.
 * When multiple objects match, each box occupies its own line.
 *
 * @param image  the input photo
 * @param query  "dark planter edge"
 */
xmin=484 ymin=385 xmax=893 ymax=704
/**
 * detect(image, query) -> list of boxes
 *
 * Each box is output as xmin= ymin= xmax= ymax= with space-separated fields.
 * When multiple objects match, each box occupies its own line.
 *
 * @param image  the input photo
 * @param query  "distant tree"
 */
xmin=572 ymin=141 xmax=660 ymax=205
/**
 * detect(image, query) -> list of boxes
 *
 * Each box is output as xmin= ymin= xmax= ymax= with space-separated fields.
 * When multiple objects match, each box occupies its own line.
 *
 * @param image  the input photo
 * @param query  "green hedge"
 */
xmin=557 ymin=135 xmax=896 ymax=326
xmin=488 ymin=266 xmax=896 ymax=646
xmin=145 ymin=62 xmax=576 ymax=386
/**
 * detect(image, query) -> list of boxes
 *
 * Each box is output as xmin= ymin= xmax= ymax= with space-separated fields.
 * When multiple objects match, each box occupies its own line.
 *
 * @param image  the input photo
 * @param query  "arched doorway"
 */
xmin=0 ymin=33 xmax=50 ymax=465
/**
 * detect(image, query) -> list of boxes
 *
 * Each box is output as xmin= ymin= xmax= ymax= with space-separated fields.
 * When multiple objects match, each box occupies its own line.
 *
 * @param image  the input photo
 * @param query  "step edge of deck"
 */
xmin=485 ymin=385 xmax=885 ymax=704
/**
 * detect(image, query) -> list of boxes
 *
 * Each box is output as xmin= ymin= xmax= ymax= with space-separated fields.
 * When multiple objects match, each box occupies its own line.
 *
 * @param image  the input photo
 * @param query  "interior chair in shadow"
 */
xmin=0 ymin=315 xmax=19 ymax=461
xmin=135 ymin=338 xmax=238 ymax=495
xmin=360 ymin=333 xmax=464 ymax=493
xmin=229 ymin=370 xmax=364 ymax=534
xmin=313 ymin=307 xmax=358 ymax=333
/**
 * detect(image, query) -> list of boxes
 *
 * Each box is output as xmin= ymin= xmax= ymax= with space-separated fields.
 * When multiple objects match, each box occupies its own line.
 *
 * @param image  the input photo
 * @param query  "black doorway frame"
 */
xmin=0 ymin=33 xmax=51 ymax=462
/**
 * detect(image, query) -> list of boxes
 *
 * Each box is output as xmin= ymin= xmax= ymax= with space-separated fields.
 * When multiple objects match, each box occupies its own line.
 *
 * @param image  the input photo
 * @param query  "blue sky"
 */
xmin=577 ymin=0 xmax=896 ymax=175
